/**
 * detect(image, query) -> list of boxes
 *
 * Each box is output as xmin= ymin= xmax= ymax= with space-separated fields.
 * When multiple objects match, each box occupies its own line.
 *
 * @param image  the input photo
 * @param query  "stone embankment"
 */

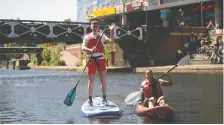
xmin=31 ymin=64 xmax=223 ymax=73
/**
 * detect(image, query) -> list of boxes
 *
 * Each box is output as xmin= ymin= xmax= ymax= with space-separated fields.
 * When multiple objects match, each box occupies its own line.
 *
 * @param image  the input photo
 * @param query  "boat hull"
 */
xmin=135 ymin=104 xmax=174 ymax=121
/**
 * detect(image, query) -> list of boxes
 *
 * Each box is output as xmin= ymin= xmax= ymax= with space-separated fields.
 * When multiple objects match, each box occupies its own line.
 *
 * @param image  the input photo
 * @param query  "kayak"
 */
xmin=81 ymin=97 xmax=120 ymax=118
xmin=135 ymin=104 xmax=174 ymax=121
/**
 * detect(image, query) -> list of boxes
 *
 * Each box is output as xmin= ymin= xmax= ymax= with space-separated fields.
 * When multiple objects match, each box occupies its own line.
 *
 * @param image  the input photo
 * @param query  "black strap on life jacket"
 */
xmin=89 ymin=55 xmax=103 ymax=67
xmin=151 ymin=78 xmax=158 ymax=99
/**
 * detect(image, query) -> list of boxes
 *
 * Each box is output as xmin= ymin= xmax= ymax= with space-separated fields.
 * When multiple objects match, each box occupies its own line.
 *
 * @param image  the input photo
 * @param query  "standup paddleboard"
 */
xmin=81 ymin=97 xmax=120 ymax=118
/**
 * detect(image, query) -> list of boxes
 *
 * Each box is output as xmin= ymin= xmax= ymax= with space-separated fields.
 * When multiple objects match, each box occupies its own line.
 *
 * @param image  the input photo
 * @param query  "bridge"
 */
xmin=0 ymin=47 xmax=43 ymax=54
xmin=0 ymin=19 xmax=143 ymax=44
xmin=0 ymin=19 xmax=206 ymax=68
xmin=0 ymin=19 xmax=145 ymax=67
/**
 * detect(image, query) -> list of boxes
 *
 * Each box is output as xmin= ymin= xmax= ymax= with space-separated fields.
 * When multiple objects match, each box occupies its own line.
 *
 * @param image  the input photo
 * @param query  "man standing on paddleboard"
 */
xmin=81 ymin=20 xmax=115 ymax=106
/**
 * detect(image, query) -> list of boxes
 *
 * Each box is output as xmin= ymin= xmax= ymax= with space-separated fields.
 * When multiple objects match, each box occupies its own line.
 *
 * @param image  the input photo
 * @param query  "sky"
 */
xmin=0 ymin=0 xmax=77 ymax=21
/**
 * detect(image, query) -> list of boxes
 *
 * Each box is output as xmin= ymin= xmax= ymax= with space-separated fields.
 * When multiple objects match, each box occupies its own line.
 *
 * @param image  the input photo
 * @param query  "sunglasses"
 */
xmin=93 ymin=25 xmax=99 ymax=27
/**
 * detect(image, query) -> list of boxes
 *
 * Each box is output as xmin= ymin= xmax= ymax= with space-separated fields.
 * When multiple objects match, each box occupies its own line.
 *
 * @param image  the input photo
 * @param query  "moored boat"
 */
xmin=135 ymin=104 xmax=174 ymax=121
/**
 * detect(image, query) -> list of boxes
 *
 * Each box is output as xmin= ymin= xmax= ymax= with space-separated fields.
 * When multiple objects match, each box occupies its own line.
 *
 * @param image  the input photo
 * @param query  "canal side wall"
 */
xmin=30 ymin=64 xmax=223 ymax=73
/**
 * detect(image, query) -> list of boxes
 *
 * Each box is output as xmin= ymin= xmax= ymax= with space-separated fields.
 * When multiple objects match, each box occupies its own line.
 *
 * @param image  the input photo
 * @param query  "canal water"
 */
xmin=0 ymin=69 xmax=223 ymax=124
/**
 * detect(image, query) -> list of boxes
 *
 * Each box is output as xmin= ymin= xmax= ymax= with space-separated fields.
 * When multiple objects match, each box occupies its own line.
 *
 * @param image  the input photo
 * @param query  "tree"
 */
xmin=64 ymin=18 xmax=72 ymax=23
xmin=28 ymin=54 xmax=37 ymax=67
xmin=38 ymin=44 xmax=65 ymax=66
xmin=50 ymin=45 xmax=64 ymax=66
xmin=104 ymin=43 xmax=114 ymax=66
xmin=41 ymin=47 xmax=51 ymax=66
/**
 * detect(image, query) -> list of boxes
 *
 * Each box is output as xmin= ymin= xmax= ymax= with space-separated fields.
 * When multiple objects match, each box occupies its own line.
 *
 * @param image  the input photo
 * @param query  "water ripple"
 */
xmin=0 ymin=71 xmax=222 ymax=124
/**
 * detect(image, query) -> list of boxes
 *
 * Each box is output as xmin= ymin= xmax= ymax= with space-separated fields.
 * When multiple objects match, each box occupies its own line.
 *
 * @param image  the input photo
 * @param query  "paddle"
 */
xmin=124 ymin=54 xmax=190 ymax=105
xmin=64 ymin=25 xmax=109 ymax=106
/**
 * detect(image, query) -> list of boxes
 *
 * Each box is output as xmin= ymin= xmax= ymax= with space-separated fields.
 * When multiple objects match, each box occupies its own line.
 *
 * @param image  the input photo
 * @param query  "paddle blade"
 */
xmin=177 ymin=54 xmax=190 ymax=66
xmin=124 ymin=91 xmax=141 ymax=105
xmin=64 ymin=88 xmax=76 ymax=106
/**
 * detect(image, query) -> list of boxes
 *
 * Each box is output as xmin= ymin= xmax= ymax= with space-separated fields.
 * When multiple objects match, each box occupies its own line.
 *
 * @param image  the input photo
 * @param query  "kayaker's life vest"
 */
xmin=143 ymin=78 xmax=163 ymax=99
xmin=87 ymin=34 xmax=104 ymax=53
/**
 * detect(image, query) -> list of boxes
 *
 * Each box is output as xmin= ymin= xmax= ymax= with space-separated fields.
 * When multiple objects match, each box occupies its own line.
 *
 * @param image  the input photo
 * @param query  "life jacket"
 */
xmin=87 ymin=33 xmax=104 ymax=53
xmin=143 ymin=78 xmax=163 ymax=99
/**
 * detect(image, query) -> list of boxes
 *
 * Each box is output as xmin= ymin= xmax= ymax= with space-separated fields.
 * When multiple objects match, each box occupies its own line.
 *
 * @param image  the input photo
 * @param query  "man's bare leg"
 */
xmin=157 ymin=96 xmax=166 ymax=106
xmin=99 ymin=70 xmax=107 ymax=102
xmin=88 ymin=75 xmax=94 ymax=105
xmin=148 ymin=97 xmax=156 ymax=108
xmin=143 ymin=98 xmax=149 ymax=107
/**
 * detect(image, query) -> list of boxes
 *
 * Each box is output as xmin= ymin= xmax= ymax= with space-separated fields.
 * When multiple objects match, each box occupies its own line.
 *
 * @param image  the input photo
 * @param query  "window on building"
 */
xmin=171 ymin=1 xmax=214 ymax=27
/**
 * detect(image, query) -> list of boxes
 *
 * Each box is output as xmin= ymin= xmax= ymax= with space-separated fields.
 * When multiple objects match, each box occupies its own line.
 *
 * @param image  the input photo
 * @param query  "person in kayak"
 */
xmin=81 ymin=20 xmax=115 ymax=106
xmin=140 ymin=69 xmax=173 ymax=108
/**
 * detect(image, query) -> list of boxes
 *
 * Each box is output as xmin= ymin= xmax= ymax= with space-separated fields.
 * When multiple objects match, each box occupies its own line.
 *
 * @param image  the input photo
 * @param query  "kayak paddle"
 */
xmin=124 ymin=54 xmax=190 ymax=105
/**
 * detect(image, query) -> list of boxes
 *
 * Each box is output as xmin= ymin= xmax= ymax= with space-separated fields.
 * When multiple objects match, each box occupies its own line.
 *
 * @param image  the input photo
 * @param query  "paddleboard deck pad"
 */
xmin=81 ymin=97 xmax=120 ymax=118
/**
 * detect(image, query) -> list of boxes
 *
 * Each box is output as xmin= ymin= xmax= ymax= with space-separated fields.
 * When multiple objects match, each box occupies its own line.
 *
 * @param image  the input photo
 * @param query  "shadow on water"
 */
xmin=65 ymin=119 xmax=75 ymax=124
xmin=141 ymin=117 xmax=174 ymax=124
xmin=88 ymin=117 xmax=120 ymax=124
xmin=87 ymin=110 xmax=123 ymax=124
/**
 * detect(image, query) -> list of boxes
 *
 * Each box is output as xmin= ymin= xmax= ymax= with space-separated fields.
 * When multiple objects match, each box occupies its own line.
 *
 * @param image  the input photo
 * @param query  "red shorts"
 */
xmin=87 ymin=59 xmax=106 ymax=75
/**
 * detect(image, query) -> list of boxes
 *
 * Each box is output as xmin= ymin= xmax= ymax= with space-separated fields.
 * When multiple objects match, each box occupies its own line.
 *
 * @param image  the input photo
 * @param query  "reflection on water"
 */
xmin=0 ymin=69 xmax=223 ymax=124
xmin=141 ymin=117 xmax=174 ymax=124
xmin=65 ymin=119 xmax=75 ymax=124
xmin=89 ymin=118 xmax=119 ymax=124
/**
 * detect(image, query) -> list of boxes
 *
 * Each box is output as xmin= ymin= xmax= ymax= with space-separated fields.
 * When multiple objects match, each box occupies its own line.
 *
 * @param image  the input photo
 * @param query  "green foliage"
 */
xmin=6 ymin=41 xmax=29 ymax=47
xmin=104 ymin=43 xmax=113 ymax=60
xmin=49 ymin=45 xmax=63 ymax=66
xmin=76 ymin=53 xmax=88 ymax=66
xmin=29 ymin=42 xmax=114 ymax=67
xmin=5 ymin=42 xmax=30 ymax=62
xmin=41 ymin=45 xmax=65 ymax=66
xmin=6 ymin=42 xmax=17 ymax=47
xmin=64 ymin=18 xmax=72 ymax=26
xmin=5 ymin=42 xmax=66 ymax=67
xmin=80 ymin=53 xmax=88 ymax=60
xmin=37 ymin=43 xmax=48 ymax=48
xmin=64 ymin=18 xmax=72 ymax=22
xmin=41 ymin=47 xmax=51 ymax=64
xmin=28 ymin=54 xmax=38 ymax=67
xmin=76 ymin=61 xmax=83 ymax=66
xmin=29 ymin=44 xmax=65 ymax=66
xmin=41 ymin=60 xmax=50 ymax=66
xmin=5 ymin=43 xmax=21 ymax=59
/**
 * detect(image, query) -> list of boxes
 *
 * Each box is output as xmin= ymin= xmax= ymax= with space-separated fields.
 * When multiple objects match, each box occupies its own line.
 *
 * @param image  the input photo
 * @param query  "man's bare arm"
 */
xmin=162 ymin=75 xmax=173 ymax=86
xmin=104 ymin=23 xmax=115 ymax=43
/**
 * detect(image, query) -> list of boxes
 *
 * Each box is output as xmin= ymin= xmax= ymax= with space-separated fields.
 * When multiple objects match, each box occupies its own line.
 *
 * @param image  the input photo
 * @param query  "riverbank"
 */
xmin=30 ymin=64 xmax=223 ymax=73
